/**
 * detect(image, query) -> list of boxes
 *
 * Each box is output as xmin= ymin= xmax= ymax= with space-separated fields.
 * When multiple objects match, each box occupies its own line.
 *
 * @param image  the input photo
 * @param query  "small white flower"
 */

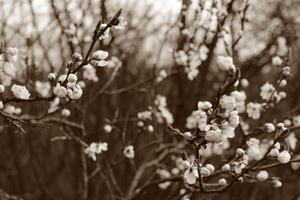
xmin=218 ymin=178 xmax=227 ymax=186
xmin=217 ymin=56 xmax=236 ymax=72
xmin=67 ymin=73 xmax=78 ymax=83
xmin=0 ymin=101 xmax=3 ymax=109
xmin=279 ymin=79 xmax=287 ymax=88
xmin=197 ymin=101 xmax=212 ymax=110
xmin=123 ymin=145 xmax=135 ymax=159
xmin=48 ymin=73 xmax=56 ymax=80
xmin=183 ymin=132 xmax=193 ymax=140
xmin=205 ymin=164 xmax=215 ymax=173
xmin=260 ymin=82 xmax=275 ymax=100
xmin=272 ymin=56 xmax=283 ymax=66
xmin=104 ymin=124 xmax=112 ymax=133
xmin=240 ymin=79 xmax=249 ymax=88
xmin=58 ymin=75 xmax=67 ymax=83
xmin=273 ymin=180 xmax=282 ymax=188
xmin=92 ymin=50 xmax=109 ymax=60
xmin=61 ymin=108 xmax=71 ymax=117
xmin=205 ymin=125 xmax=226 ymax=143
xmin=229 ymin=111 xmax=239 ymax=128
xmin=222 ymin=164 xmax=231 ymax=172
xmin=67 ymin=84 xmax=83 ymax=99
xmin=256 ymin=170 xmax=269 ymax=181
xmin=53 ymin=83 xmax=68 ymax=98
xmin=246 ymin=102 xmax=262 ymax=120
xmin=268 ymin=148 xmax=279 ymax=157
xmin=174 ymin=50 xmax=188 ymax=66
xmin=220 ymin=95 xmax=236 ymax=112
xmin=264 ymin=123 xmax=276 ymax=133
xmin=147 ymin=125 xmax=154 ymax=132
xmin=200 ymin=167 xmax=210 ymax=176
xmin=84 ymin=142 xmax=108 ymax=161
xmin=11 ymin=84 xmax=30 ymax=99
xmin=183 ymin=167 xmax=198 ymax=185
xmin=277 ymin=150 xmax=291 ymax=163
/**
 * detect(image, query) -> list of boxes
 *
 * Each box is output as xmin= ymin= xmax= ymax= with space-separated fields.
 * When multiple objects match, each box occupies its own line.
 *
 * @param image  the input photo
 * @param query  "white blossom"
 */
xmin=217 ymin=56 xmax=236 ymax=72
xmin=11 ymin=84 xmax=30 ymax=99
xmin=260 ymin=82 xmax=275 ymax=100
xmin=67 ymin=84 xmax=83 ymax=99
xmin=123 ymin=145 xmax=135 ymax=158
xmin=246 ymin=102 xmax=262 ymax=120
xmin=256 ymin=170 xmax=269 ymax=181
xmin=85 ymin=142 xmax=108 ymax=161
xmin=61 ymin=108 xmax=71 ymax=117
xmin=53 ymin=83 xmax=68 ymax=98
xmin=277 ymin=150 xmax=291 ymax=163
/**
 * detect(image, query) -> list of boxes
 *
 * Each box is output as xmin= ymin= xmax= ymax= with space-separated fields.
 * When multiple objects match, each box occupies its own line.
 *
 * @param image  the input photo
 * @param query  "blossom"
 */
xmin=197 ymin=101 xmax=212 ymax=110
xmin=83 ymin=64 xmax=99 ymax=82
xmin=67 ymin=73 xmax=77 ymax=83
xmin=91 ymin=50 xmax=109 ymax=67
xmin=205 ymin=164 xmax=215 ymax=173
xmin=272 ymin=56 xmax=283 ymax=66
xmin=11 ymin=84 xmax=30 ymax=99
xmin=200 ymin=167 xmax=210 ymax=176
xmin=123 ymin=145 xmax=135 ymax=158
xmin=217 ymin=56 xmax=236 ymax=72
xmin=67 ymin=84 xmax=83 ymax=99
xmin=273 ymin=180 xmax=282 ymax=188
xmin=260 ymin=82 xmax=275 ymax=100
xmin=277 ymin=150 xmax=291 ymax=163
xmin=35 ymin=81 xmax=51 ymax=97
xmin=48 ymin=73 xmax=56 ymax=80
xmin=174 ymin=50 xmax=188 ymax=66
xmin=0 ymin=101 xmax=3 ymax=109
xmin=92 ymin=50 xmax=109 ymax=60
xmin=183 ymin=167 xmax=198 ymax=185
xmin=229 ymin=111 xmax=239 ymax=127
xmin=205 ymin=125 xmax=226 ymax=143
xmin=104 ymin=124 xmax=112 ymax=133
xmin=264 ymin=123 xmax=276 ymax=133
xmin=240 ymin=79 xmax=249 ymax=88
xmin=61 ymin=108 xmax=71 ymax=117
xmin=218 ymin=178 xmax=227 ymax=186
xmin=220 ymin=95 xmax=236 ymax=112
xmin=84 ymin=142 xmax=108 ymax=161
xmin=53 ymin=83 xmax=68 ymax=98
xmin=222 ymin=164 xmax=231 ymax=172
xmin=256 ymin=170 xmax=269 ymax=181
xmin=246 ymin=102 xmax=262 ymax=120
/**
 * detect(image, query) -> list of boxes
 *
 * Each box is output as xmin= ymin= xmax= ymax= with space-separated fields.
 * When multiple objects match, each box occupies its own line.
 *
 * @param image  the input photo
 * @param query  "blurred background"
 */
xmin=0 ymin=0 xmax=300 ymax=199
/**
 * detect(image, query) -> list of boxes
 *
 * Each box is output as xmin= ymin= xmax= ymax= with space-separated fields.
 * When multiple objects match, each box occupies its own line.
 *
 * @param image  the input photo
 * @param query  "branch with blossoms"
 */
xmin=1 ymin=0 xmax=300 ymax=200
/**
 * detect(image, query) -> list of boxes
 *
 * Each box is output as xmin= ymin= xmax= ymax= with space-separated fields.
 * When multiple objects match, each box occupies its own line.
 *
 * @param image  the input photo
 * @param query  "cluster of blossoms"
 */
xmin=136 ymin=110 xmax=154 ymax=132
xmin=53 ymin=73 xmax=83 ymax=100
xmin=154 ymin=95 xmax=174 ymax=124
xmin=84 ymin=142 xmax=108 ymax=161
